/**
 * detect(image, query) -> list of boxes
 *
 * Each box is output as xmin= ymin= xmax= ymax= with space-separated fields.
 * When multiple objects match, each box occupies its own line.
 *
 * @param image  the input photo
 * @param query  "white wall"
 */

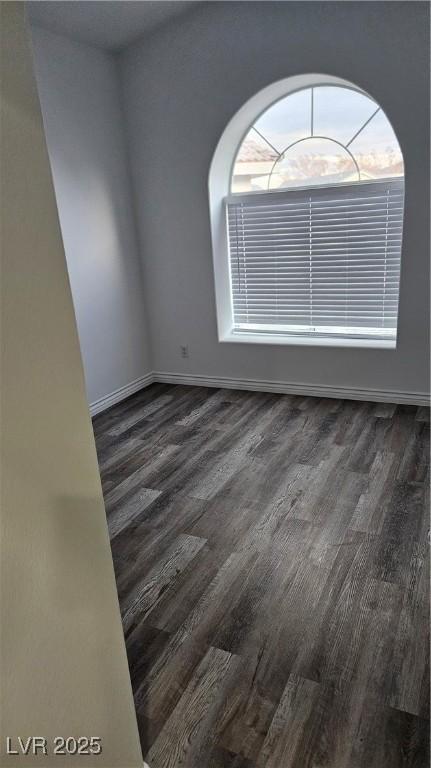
xmin=30 ymin=26 xmax=151 ymax=408
xmin=1 ymin=5 xmax=143 ymax=763
xmin=120 ymin=0 xmax=430 ymax=400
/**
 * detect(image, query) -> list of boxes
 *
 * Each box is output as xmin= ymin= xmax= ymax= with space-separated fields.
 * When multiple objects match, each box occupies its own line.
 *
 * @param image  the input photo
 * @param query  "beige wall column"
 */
xmin=0 ymin=4 xmax=144 ymax=765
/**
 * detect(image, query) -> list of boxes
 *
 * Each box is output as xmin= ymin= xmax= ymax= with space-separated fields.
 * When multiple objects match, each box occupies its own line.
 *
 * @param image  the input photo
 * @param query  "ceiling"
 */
xmin=26 ymin=1 xmax=201 ymax=52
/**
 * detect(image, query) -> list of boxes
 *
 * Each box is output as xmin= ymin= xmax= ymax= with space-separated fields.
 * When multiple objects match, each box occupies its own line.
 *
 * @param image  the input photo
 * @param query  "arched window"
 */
xmin=209 ymin=77 xmax=404 ymax=348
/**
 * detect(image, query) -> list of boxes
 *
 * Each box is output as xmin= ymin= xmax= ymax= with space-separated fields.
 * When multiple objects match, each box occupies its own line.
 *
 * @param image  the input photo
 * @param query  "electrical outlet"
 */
xmin=180 ymin=345 xmax=189 ymax=358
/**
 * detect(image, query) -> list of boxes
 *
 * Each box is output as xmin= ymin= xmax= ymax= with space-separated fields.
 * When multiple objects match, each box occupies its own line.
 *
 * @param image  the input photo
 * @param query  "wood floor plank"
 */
xmin=397 ymin=421 xmax=429 ymax=484
xmin=98 ymin=435 xmax=144 ymax=474
xmin=373 ymin=480 xmax=427 ymax=586
xmin=382 ymin=708 xmax=430 ymax=768
xmin=107 ymin=486 xmax=161 ymax=539
xmin=147 ymin=544 xmax=227 ymax=634
xmin=122 ymin=533 xmax=207 ymax=634
xmin=415 ymin=406 xmax=430 ymax=422
xmin=135 ymin=546 xmax=259 ymax=725
xmin=350 ymin=450 xmax=395 ymax=533
xmin=293 ymin=529 xmax=370 ymax=685
xmin=103 ymin=444 xmax=180 ymax=510
xmin=107 ymin=393 xmax=175 ymax=437
xmin=92 ymin=383 xmax=170 ymax=436
xmin=147 ymin=646 xmax=241 ymax=768
xmin=389 ymin=491 xmax=430 ymax=718
xmin=93 ymin=385 xmax=429 ymax=768
xmin=256 ymin=674 xmax=320 ymax=768
xmin=287 ymin=445 xmax=346 ymax=522
xmin=188 ymin=394 xmax=295 ymax=501
xmin=176 ymin=388 xmax=227 ymax=427
xmin=113 ymin=494 xmax=207 ymax=602
xmin=374 ymin=402 xmax=397 ymax=418
xmin=295 ymin=578 xmax=402 ymax=768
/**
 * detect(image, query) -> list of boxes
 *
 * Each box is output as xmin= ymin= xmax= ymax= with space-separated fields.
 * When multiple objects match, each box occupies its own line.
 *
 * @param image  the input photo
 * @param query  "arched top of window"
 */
xmin=231 ymin=85 xmax=404 ymax=193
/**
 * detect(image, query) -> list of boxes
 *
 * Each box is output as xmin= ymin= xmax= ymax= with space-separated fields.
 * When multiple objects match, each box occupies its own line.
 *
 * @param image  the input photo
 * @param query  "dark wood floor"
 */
xmin=93 ymin=384 xmax=430 ymax=768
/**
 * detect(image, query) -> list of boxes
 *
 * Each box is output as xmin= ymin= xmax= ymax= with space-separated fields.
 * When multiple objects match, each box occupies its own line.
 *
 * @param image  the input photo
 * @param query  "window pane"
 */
xmin=269 ymin=137 xmax=358 ymax=189
xmin=349 ymin=110 xmax=404 ymax=179
xmin=231 ymin=128 xmax=277 ymax=193
xmin=230 ymin=84 xmax=404 ymax=193
xmin=253 ymin=88 xmax=311 ymax=153
xmin=227 ymin=179 xmax=403 ymax=341
xmin=313 ymin=86 xmax=378 ymax=145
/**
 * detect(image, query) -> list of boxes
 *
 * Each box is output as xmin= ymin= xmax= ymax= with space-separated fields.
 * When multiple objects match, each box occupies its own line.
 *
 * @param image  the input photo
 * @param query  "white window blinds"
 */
xmin=226 ymin=179 xmax=404 ymax=340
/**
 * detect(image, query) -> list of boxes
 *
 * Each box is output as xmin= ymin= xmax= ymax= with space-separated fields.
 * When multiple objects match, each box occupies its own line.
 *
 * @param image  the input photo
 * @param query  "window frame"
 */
xmin=208 ymin=74 xmax=404 ymax=350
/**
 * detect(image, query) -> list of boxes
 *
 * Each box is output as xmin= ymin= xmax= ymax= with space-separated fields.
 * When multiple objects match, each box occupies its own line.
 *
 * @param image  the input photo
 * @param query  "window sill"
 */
xmin=220 ymin=331 xmax=397 ymax=349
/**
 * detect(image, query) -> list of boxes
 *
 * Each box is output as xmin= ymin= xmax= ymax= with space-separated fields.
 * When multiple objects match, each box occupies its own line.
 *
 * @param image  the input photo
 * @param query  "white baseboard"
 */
xmin=153 ymin=371 xmax=429 ymax=407
xmin=90 ymin=370 xmax=429 ymax=416
xmin=89 ymin=372 xmax=154 ymax=416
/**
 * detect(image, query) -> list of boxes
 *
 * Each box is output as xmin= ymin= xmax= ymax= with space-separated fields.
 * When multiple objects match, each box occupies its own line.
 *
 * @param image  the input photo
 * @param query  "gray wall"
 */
xmin=30 ymin=26 xmax=151 ymax=408
xmin=120 ymin=1 xmax=430 ymax=398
